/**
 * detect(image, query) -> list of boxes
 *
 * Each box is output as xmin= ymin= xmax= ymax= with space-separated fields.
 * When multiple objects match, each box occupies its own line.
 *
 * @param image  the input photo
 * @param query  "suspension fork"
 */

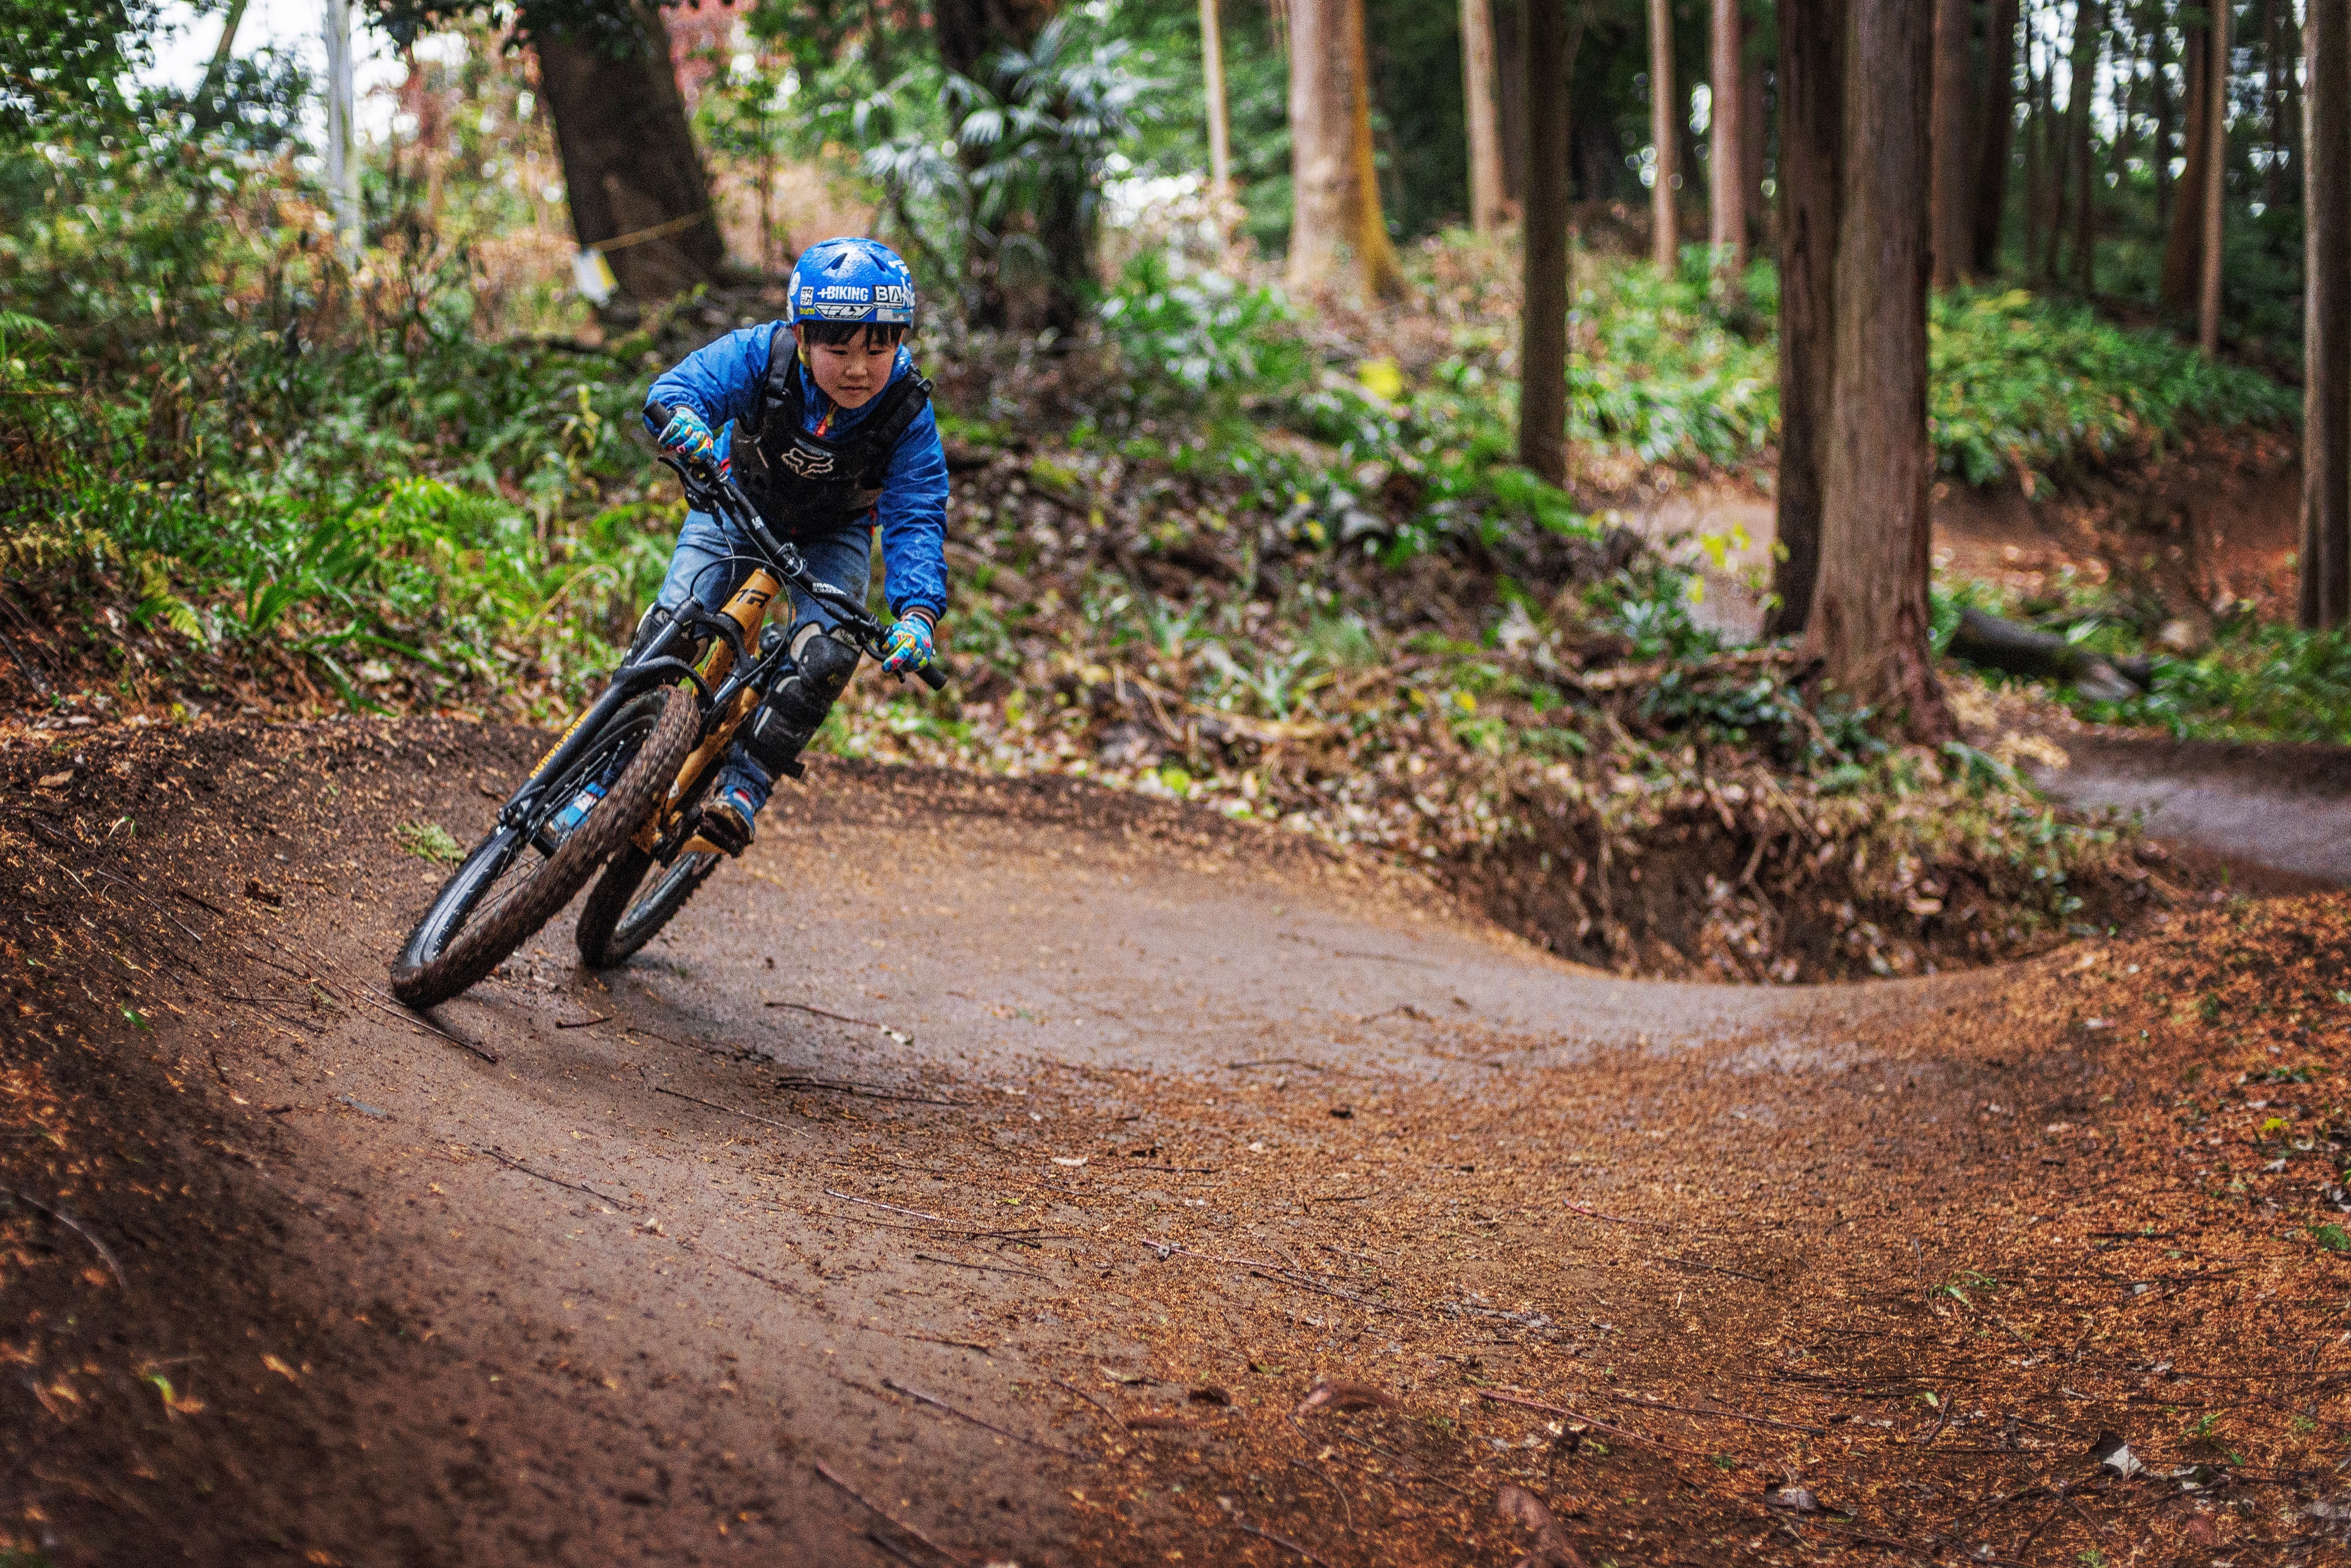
xmin=635 ymin=567 xmax=788 ymax=851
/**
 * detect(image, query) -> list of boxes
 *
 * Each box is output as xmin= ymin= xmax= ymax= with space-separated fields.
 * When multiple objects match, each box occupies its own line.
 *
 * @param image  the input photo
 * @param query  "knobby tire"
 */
xmin=389 ymin=686 xmax=696 ymax=1008
xmin=575 ymin=842 xmax=724 ymax=970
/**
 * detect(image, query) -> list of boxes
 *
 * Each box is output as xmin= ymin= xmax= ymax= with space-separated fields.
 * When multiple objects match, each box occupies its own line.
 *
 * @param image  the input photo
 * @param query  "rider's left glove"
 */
xmin=655 ymin=406 xmax=719 ymax=468
xmin=881 ymin=612 xmax=936 ymax=676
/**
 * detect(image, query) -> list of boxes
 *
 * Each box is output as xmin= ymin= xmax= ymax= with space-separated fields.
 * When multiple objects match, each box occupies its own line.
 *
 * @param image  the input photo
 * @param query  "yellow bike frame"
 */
xmin=634 ymin=568 xmax=786 ymax=855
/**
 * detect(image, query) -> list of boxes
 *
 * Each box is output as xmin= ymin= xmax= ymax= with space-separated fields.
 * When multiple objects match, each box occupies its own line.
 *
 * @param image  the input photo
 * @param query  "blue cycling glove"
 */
xmin=654 ymin=406 xmax=718 ymax=467
xmin=882 ymin=614 xmax=936 ymax=676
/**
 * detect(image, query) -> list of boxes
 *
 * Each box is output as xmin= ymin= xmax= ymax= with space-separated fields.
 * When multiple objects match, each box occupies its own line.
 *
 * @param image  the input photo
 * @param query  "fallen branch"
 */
xmin=913 ymin=1252 xmax=1050 ymax=1281
xmin=350 ymin=982 xmax=499 ymax=1063
xmin=651 ymin=1084 xmax=804 ymax=1136
xmin=1234 ymin=1516 xmax=1340 ymax=1567
xmin=1475 ymin=1390 xmax=1711 ymax=1458
xmin=476 ymin=1146 xmax=635 ymax=1210
xmin=880 ymin=1377 xmax=1089 ymax=1460
xmin=813 ymin=1459 xmax=975 ymax=1567
xmin=0 ymin=1186 xmax=126 ymax=1289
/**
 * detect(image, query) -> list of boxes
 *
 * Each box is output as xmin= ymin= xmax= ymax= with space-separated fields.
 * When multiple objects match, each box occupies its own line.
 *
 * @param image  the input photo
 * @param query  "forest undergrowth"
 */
xmin=0 ymin=170 xmax=2313 ymax=981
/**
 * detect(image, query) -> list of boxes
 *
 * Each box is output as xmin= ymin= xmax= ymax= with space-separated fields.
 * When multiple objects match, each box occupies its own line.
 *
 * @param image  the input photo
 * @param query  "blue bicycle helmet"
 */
xmin=786 ymin=237 xmax=917 ymax=327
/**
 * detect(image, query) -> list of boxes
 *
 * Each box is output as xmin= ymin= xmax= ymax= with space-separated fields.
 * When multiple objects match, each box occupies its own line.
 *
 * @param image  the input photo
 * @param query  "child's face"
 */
xmin=795 ymin=325 xmax=897 ymax=410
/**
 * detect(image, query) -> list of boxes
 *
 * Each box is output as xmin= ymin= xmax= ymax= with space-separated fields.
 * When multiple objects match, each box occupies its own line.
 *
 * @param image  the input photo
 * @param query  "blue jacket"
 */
xmin=645 ymin=327 xmax=949 ymax=619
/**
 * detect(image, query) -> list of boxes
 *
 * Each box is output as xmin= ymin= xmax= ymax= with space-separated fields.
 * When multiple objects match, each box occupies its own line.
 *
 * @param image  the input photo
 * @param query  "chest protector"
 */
xmin=734 ymin=325 xmax=933 ymax=538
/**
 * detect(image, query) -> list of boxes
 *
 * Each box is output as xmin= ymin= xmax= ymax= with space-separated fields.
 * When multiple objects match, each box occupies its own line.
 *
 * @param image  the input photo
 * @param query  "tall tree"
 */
xmin=1647 ymin=0 xmax=1678 ymax=267
xmin=1708 ymin=0 xmax=1746 ymax=282
xmin=2198 ymin=0 xmax=2229 ymax=354
xmin=2160 ymin=20 xmax=2212 ymax=311
xmin=1463 ymin=0 xmax=1509 ymax=232
xmin=1201 ymin=0 xmax=1233 ymax=201
xmin=532 ymin=4 xmax=724 ymax=301
xmin=2152 ymin=2 xmax=2176 ymax=224
xmin=2305 ymin=0 xmax=2350 ymax=627
xmin=1287 ymin=0 xmax=1406 ymax=296
xmin=1768 ymin=0 xmax=1844 ymax=637
xmin=2066 ymin=0 xmax=2104 ymax=291
xmin=1970 ymin=0 xmax=2018 ymax=274
xmin=379 ymin=0 xmax=725 ymax=302
xmin=1519 ymin=0 xmax=1574 ymax=484
xmin=1805 ymin=0 xmax=1950 ymax=736
xmin=1927 ymin=0 xmax=1971 ymax=285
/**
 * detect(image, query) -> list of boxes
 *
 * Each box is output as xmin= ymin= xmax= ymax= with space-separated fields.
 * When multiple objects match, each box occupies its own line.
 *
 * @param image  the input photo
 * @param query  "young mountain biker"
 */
xmin=634 ymin=235 xmax=946 ymax=857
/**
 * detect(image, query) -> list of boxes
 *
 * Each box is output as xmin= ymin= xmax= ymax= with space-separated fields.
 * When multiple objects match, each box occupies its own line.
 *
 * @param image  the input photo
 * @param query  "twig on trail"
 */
xmin=863 ymin=1529 xmax=928 ymax=1568
xmin=775 ymin=1075 xmax=961 ymax=1107
xmin=0 ymin=1186 xmax=126 ymax=1290
xmin=900 ymin=1332 xmax=997 ymax=1354
xmin=1595 ymin=1388 xmax=1829 ymax=1435
xmin=350 ymin=982 xmax=499 ymax=1063
xmin=1665 ymin=1255 xmax=1766 ymax=1283
xmin=675 ymin=1238 xmax=797 ymax=1295
xmin=651 ymin=1084 xmax=804 ymax=1136
xmin=1138 ymin=1237 xmax=1289 ymax=1270
xmin=1052 ymin=1376 xmax=1129 ymax=1433
xmin=554 ymin=1014 xmax=607 ymax=1030
xmin=1287 ymin=1458 xmax=1352 ymax=1533
xmin=1564 ymin=1201 xmax=1670 ymax=1230
xmin=1234 ymin=1515 xmax=1339 ymax=1567
xmin=1251 ymin=1268 xmax=1422 ymax=1318
xmin=82 ymin=866 xmax=207 ymax=946
xmin=1783 ymin=1516 xmax=1951 ymax=1563
xmin=1226 ymin=1057 xmax=1324 ymax=1071
xmin=913 ymin=1252 xmax=1050 ymax=1281
xmin=1101 ymin=1163 xmax=1218 ymax=1174
xmin=476 ymin=1146 xmax=635 ymax=1210
xmin=800 ymin=1205 xmax=1051 ymax=1241
xmin=171 ymin=885 xmax=228 ymax=918
xmin=817 ymin=1191 xmax=1055 ymax=1241
xmin=763 ymin=999 xmax=907 ymax=1036
xmin=813 ymin=1459 xmax=975 ymax=1567
xmin=1475 ymin=1390 xmax=1711 ymax=1457
xmin=825 ymin=1189 xmax=953 ymax=1224
xmin=879 ymin=1377 xmax=1089 ymax=1460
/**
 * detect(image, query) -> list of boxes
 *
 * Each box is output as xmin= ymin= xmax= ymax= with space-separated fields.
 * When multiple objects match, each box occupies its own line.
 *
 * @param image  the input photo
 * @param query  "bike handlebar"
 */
xmin=649 ymin=417 xmax=951 ymax=693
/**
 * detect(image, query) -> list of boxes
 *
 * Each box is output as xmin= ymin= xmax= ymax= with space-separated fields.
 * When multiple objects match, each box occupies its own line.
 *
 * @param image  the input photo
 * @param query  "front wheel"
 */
xmin=389 ymin=686 xmax=697 ymax=1008
xmin=575 ymin=841 xmax=724 ymax=970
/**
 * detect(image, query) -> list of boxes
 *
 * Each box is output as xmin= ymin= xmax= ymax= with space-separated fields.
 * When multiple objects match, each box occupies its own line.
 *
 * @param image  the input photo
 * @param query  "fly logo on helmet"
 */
xmin=786 ymin=238 xmax=917 ymax=328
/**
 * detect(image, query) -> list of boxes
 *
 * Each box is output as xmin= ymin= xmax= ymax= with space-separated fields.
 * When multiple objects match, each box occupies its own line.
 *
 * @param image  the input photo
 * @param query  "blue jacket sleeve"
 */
xmin=643 ymin=325 xmax=774 ymax=443
xmin=874 ymin=401 xmax=949 ymax=620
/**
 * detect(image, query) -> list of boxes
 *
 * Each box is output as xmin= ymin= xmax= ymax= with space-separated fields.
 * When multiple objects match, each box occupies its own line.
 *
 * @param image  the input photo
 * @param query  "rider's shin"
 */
xmin=739 ymin=624 xmax=860 ymax=781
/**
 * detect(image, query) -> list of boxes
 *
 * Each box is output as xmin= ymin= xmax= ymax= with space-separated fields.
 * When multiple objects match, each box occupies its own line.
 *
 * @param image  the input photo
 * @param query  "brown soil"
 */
xmin=4 ymin=716 xmax=2348 ymax=1567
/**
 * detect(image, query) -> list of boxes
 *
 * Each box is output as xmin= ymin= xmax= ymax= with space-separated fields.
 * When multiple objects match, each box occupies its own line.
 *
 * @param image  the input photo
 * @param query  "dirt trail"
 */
xmin=4 ymin=719 xmax=2347 ymax=1567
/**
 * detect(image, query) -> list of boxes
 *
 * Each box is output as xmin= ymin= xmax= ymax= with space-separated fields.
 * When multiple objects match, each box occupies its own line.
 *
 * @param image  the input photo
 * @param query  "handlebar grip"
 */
xmin=917 ymin=662 xmax=949 ymax=692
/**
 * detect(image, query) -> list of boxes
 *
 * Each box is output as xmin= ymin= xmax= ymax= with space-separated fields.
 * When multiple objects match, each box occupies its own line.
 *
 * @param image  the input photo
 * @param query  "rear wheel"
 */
xmin=575 ymin=841 xmax=725 ymax=969
xmin=389 ymin=686 xmax=696 ymax=1008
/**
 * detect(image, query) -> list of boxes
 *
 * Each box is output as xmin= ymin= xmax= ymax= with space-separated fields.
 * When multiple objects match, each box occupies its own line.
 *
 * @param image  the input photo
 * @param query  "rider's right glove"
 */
xmin=655 ymin=406 xmax=719 ymax=468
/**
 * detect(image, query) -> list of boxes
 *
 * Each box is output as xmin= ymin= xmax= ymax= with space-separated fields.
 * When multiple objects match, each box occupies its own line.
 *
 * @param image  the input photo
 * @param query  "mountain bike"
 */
xmin=388 ymin=433 xmax=948 ymax=1008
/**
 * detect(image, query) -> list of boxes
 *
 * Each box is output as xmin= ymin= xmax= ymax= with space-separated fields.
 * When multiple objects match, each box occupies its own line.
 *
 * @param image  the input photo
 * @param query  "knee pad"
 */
xmin=739 ymin=629 xmax=860 ymax=778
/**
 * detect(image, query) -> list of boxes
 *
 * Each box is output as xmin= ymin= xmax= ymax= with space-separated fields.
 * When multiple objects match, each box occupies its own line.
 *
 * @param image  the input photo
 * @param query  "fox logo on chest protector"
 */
xmin=780 ymin=444 xmax=837 ymax=478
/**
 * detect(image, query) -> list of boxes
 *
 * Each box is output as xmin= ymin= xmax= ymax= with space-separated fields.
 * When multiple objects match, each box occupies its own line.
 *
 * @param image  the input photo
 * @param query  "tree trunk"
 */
xmin=1768 ymin=0 xmax=1845 ymax=639
xmin=2152 ymin=6 xmax=2174 ymax=224
xmin=2199 ymin=0 xmax=2228 ymax=355
xmin=2078 ymin=0 xmax=2116 ymax=291
xmin=2070 ymin=0 xmax=2103 ymax=293
xmin=1970 ymin=0 xmax=2018 ymax=274
xmin=1287 ymin=0 xmax=1405 ymax=296
xmin=532 ymin=2 xmax=724 ymax=302
xmin=1804 ymin=0 xmax=1950 ymax=739
xmin=2263 ymin=0 xmax=2287 ymax=207
xmin=2040 ymin=24 xmax=2066 ymax=284
xmin=934 ymin=0 xmax=1058 ymax=76
xmin=1463 ymin=0 xmax=1508 ymax=232
xmin=2304 ymin=0 xmax=2351 ymax=627
xmin=1647 ymin=0 xmax=1679 ymax=268
xmin=1202 ymin=0 xmax=1233 ymax=197
xmin=1519 ymin=0 xmax=1573 ymax=486
xmin=1742 ymin=10 xmax=1767 ymax=247
xmin=1495 ymin=0 xmax=1528 ymax=202
xmin=1708 ymin=0 xmax=1746 ymax=283
xmin=1928 ymin=0 xmax=1971 ymax=286
xmin=2161 ymin=22 xmax=2210 ymax=312
xmin=2024 ymin=31 xmax=2046 ymax=274
xmin=933 ymin=0 xmax=1079 ymax=331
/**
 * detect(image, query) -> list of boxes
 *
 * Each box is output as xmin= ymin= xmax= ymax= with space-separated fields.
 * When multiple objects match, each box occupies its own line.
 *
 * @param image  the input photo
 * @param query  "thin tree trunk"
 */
xmin=2153 ymin=6 xmax=2175 ymax=224
xmin=2070 ymin=0 xmax=2104 ymax=293
xmin=2199 ymin=0 xmax=2228 ymax=354
xmin=1805 ymin=0 xmax=1951 ymax=739
xmin=2264 ymin=0 xmax=2286 ymax=207
xmin=1972 ymin=0 xmax=2019 ymax=274
xmin=1708 ymin=0 xmax=1746 ymax=284
xmin=2024 ymin=26 xmax=2046 ymax=273
xmin=1769 ymin=0 xmax=1845 ymax=638
xmin=197 ymin=0 xmax=250 ymax=105
xmin=533 ymin=3 xmax=723 ymax=303
xmin=2161 ymin=22 xmax=2210 ymax=311
xmin=1495 ymin=0 xmax=1528 ymax=201
xmin=1520 ymin=0 xmax=1573 ymax=485
xmin=2303 ymin=0 xmax=2350 ymax=627
xmin=2041 ymin=18 xmax=2067 ymax=284
xmin=1929 ymin=0 xmax=1972 ymax=286
xmin=1742 ymin=10 xmax=1767 ymax=247
xmin=1287 ymin=0 xmax=1405 ymax=296
xmin=1463 ymin=0 xmax=1508 ymax=232
xmin=1202 ymin=0 xmax=1233 ymax=197
xmin=1648 ymin=0 xmax=1679 ymax=268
